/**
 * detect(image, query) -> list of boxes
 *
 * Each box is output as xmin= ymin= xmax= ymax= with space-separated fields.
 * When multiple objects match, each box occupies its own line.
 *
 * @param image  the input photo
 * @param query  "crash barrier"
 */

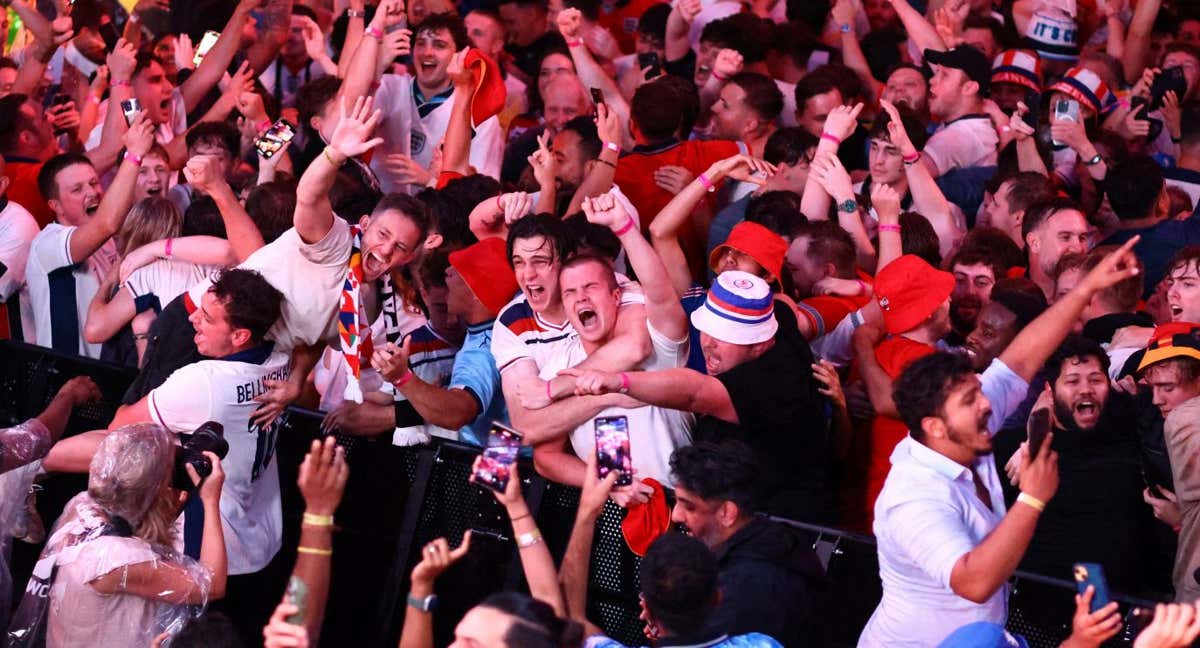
xmin=0 ymin=340 xmax=1167 ymax=647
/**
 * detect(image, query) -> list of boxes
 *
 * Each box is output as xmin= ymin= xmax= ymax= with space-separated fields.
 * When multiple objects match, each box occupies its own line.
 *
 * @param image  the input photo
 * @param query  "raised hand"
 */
xmin=527 ymin=131 xmax=556 ymax=189
xmin=447 ymin=48 xmax=474 ymax=89
xmin=1008 ymin=101 xmax=1036 ymax=142
xmin=831 ymin=0 xmax=856 ymax=29
xmin=328 ymin=96 xmax=385 ymax=158
xmin=870 ymin=178 xmax=902 ymax=223
xmin=1080 ymin=236 xmax=1140 ymax=294
xmin=47 ymin=101 xmax=80 ymax=135
xmin=108 ymin=38 xmax=138 ymax=83
xmin=175 ymin=33 xmax=196 ymax=71
xmin=810 ymin=152 xmax=855 ymax=202
xmin=1065 ymin=586 xmax=1122 ymax=647
xmin=123 ymin=112 xmax=156 ymax=158
xmin=183 ymin=154 xmax=228 ymax=194
xmin=411 ymin=531 xmax=472 ymax=592
xmin=595 ymin=101 xmax=621 ymax=145
xmin=581 ymin=191 xmax=629 ymax=230
xmin=879 ymin=99 xmax=917 ymax=157
xmin=297 ymin=436 xmax=349 ymax=515
xmin=369 ymin=0 xmax=406 ymax=30
xmin=1133 ymin=602 xmax=1200 ymax=648
xmin=676 ymin=0 xmax=702 ymax=23
xmin=299 ymin=16 xmax=328 ymax=62
xmin=707 ymin=154 xmax=776 ymax=184
xmin=712 ymin=48 xmax=743 ymax=81
xmin=821 ymin=102 xmax=864 ymax=143
xmin=501 ymin=191 xmax=534 ymax=225
xmin=580 ymin=450 xmax=619 ymax=517
xmin=557 ymin=7 xmax=583 ymax=40
xmin=380 ymin=27 xmax=413 ymax=61
xmin=1019 ymin=428 xmax=1058 ymax=504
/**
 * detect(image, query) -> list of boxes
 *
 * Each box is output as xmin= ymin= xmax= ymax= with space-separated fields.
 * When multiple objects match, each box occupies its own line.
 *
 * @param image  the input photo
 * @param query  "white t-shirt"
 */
xmin=25 ymin=223 xmax=118 ymax=358
xmin=85 ymin=87 xmax=188 ymax=151
xmin=124 ymin=259 xmax=219 ymax=313
xmin=147 ymin=348 xmax=291 ymax=575
xmin=187 ymin=220 xmax=357 ymax=353
xmin=0 ymin=200 xmax=38 ymax=342
xmin=548 ymin=322 xmax=694 ymax=486
xmin=922 ymin=115 xmax=998 ymax=176
xmin=370 ymin=73 xmax=506 ymax=192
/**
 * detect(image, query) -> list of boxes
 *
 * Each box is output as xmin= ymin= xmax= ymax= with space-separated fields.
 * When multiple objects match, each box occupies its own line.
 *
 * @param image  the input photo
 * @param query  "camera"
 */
xmin=172 ymin=421 xmax=229 ymax=491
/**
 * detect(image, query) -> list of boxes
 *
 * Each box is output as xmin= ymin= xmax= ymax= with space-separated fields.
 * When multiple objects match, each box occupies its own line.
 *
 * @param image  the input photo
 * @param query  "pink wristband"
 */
xmin=366 ymin=26 xmax=384 ymax=40
xmin=495 ymin=195 xmax=504 ymax=212
xmin=696 ymin=172 xmax=715 ymax=192
xmin=821 ymin=132 xmax=842 ymax=145
xmin=394 ymin=370 xmax=414 ymax=388
xmin=112 ymin=80 xmax=131 ymax=88
xmin=712 ymin=71 xmax=728 ymax=82
xmin=123 ymin=151 xmax=142 ymax=166
xmin=613 ymin=217 xmax=635 ymax=236
xmin=618 ymin=372 xmax=630 ymax=394
xmin=164 ymin=237 xmax=173 ymax=258
xmin=565 ymin=39 xmax=583 ymax=47
xmin=878 ymin=223 xmax=901 ymax=233
xmin=855 ymin=279 xmax=867 ymax=296
xmin=902 ymin=151 xmax=921 ymax=164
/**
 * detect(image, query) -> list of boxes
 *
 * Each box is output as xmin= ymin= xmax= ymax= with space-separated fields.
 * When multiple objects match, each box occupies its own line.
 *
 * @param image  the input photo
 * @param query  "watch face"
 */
xmin=840 ymin=200 xmax=857 ymax=213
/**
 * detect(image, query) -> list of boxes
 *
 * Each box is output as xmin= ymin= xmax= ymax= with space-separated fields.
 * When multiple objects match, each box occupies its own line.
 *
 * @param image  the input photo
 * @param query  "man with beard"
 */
xmin=859 ymin=352 xmax=1060 ymax=647
xmin=1005 ymin=336 xmax=1155 ymax=594
xmin=948 ymin=228 xmax=1025 ymax=345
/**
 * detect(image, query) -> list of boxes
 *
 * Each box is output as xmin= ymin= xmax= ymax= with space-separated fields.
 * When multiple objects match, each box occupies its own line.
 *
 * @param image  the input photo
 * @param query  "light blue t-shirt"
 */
xmin=584 ymin=633 xmax=784 ymax=648
xmin=448 ymin=321 xmax=509 ymax=446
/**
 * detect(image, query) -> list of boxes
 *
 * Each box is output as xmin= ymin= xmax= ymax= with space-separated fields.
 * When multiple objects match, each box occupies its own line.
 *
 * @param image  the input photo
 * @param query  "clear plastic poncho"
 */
xmin=6 ymin=423 xmax=213 ymax=648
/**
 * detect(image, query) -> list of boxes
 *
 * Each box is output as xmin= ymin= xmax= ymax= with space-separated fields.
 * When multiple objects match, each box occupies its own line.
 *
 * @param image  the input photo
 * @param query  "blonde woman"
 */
xmin=31 ymin=423 xmax=226 ymax=647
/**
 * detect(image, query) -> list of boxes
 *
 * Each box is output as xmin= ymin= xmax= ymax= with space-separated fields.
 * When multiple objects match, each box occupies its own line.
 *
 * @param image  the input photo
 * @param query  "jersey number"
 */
xmin=250 ymin=416 xmax=282 ymax=482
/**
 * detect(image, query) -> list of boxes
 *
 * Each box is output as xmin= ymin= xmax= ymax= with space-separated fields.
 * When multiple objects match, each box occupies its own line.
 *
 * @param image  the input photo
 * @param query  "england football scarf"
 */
xmin=339 ymin=226 xmax=374 ymax=403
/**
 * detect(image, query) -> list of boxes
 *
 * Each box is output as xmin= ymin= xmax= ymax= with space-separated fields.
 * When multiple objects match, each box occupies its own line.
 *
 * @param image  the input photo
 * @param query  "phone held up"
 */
xmin=255 ymin=119 xmax=297 ymax=159
xmin=471 ymin=422 xmax=523 ymax=493
xmin=120 ymin=98 xmax=141 ymax=127
xmin=594 ymin=415 xmax=632 ymax=486
xmin=1073 ymin=562 xmax=1111 ymax=613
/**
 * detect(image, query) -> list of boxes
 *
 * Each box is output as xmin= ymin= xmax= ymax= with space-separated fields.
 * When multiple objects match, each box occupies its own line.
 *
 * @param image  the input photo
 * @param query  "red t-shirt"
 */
xmin=842 ymin=336 xmax=935 ymax=532
xmin=597 ymin=0 xmax=667 ymax=54
xmin=6 ymin=158 xmax=53 ymax=228
xmin=614 ymin=139 xmax=741 ymax=279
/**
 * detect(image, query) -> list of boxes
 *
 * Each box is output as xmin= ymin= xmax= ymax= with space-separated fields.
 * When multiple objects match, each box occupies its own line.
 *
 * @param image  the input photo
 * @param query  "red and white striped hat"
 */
xmin=1047 ymin=67 xmax=1115 ymax=114
xmin=991 ymin=49 xmax=1043 ymax=93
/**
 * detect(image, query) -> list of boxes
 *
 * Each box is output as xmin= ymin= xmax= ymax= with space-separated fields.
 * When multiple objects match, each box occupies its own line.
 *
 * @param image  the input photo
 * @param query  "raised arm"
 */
xmin=565 ymin=103 xmax=622 ymax=216
xmin=338 ymin=0 xmax=368 ymax=77
xmin=801 ymin=103 xmax=863 ymax=221
xmin=340 ymin=0 xmax=405 ymax=107
xmin=664 ymin=0 xmax=701 ymax=64
xmin=892 ymin=0 xmax=947 ymax=57
xmin=559 ymin=451 xmax=616 ymax=636
xmin=1122 ymin=0 xmax=1161 ymax=89
xmin=84 ymin=271 xmax=136 ymax=344
xmin=399 ymin=530 xmax=471 ymax=648
xmin=244 ymin=0 xmax=294 ymax=75
xmin=583 ymin=194 xmax=688 ymax=340
xmin=881 ymin=100 xmax=961 ymax=256
xmin=998 ymin=238 xmax=1141 ymax=382
xmin=68 ymin=116 xmax=153 ymax=263
xmin=179 ymin=0 xmax=257 ymax=112
xmin=559 ymin=9 xmax=632 ymax=148
xmin=479 ymin=461 xmax=565 ymax=615
xmin=295 ymin=96 xmax=383 ymax=243
xmin=439 ymin=49 xmax=475 ymax=178
xmin=810 ymin=152 xmax=875 ymax=268
xmin=831 ymin=0 xmax=881 ymax=106
xmin=185 ymin=154 xmax=267 ymax=261
xmin=291 ymin=436 xmax=349 ymax=639
xmin=86 ymin=39 xmax=139 ymax=174
xmin=872 ymin=183 xmax=904 ymax=271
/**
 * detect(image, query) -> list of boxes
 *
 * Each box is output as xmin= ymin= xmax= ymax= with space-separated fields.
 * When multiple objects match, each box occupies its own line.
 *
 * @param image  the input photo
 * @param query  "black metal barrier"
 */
xmin=0 ymin=340 xmax=1169 ymax=647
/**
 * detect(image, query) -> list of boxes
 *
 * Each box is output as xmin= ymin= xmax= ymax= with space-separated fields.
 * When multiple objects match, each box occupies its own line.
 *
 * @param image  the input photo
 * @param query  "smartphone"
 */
xmin=472 ymin=422 xmax=522 ymax=493
xmin=1023 ymin=90 xmax=1040 ymax=127
xmin=594 ymin=415 xmax=632 ymax=486
xmin=254 ymin=119 xmax=297 ymax=159
xmin=386 ymin=15 xmax=409 ymax=33
xmin=120 ymin=98 xmax=141 ymax=126
xmin=1051 ymin=98 xmax=1080 ymax=147
xmin=1073 ymin=562 xmax=1111 ymax=613
xmin=1130 ymin=96 xmax=1165 ymax=141
xmin=284 ymin=576 xmax=308 ymax=625
xmin=590 ymin=87 xmax=604 ymax=106
xmin=99 ymin=22 xmax=120 ymax=51
xmin=193 ymin=30 xmax=221 ymax=68
xmin=1027 ymin=408 xmax=1050 ymax=457
xmin=1151 ymin=66 xmax=1187 ymax=111
xmin=636 ymin=51 xmax=661 ymax=79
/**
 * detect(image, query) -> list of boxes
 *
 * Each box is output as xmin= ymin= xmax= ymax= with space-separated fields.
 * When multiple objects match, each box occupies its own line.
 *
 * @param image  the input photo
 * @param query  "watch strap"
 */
xmin=407 ymin=593 xmax=437 ymax=612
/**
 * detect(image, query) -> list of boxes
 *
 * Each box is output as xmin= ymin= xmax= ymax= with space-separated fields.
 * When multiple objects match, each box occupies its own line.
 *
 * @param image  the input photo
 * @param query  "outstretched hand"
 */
xmin=328 ymin=96 xmax=385 ymax=159
xmin=411 ymin=530 xmax=473 ymax=592
xmin=297 ymin=436 xmax=349 ymax=516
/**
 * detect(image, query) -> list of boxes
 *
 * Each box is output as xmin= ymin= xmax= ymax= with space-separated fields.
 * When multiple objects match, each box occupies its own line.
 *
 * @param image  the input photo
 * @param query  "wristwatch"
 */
xmin=837 ymin=199 xmax=858 ymax=214
xmin=839 ymin=23 xmax=852 ymax=33
xmin=346 ymin=8 xmax=366 ymax=18
xmin=407 ymin=593 xmax=437 ymax=612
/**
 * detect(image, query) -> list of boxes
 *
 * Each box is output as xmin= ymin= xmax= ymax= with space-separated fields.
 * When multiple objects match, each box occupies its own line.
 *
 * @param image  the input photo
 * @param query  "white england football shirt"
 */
xmin=147 ymin=346 xmax=291 ymax=575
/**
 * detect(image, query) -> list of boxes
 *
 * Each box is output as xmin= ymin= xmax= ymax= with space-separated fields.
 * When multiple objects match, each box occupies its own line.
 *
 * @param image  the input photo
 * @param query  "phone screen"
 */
xmin=284 ymin=576 xmax=309 ymax=625
xmin=1151 ymin=66 xmax=1187 ymax=110
xmin=594 ymin=416 xmax=632 ymax=486
xmin=472 ymin=422 xmax=522 ymax=493
xmin=636 ymin=52 xmax=661 ymax=79
xmin=193 ymin=31 xmax=221 ymax=68
xmin=1022 ymin=91 xmax=1040 ymax=127
xmin=1027 ymin=408 xmax=1050 ymax=457
xmin=254 ymin=119 xmax=297 ymax=159
xmin=120 ymin=98 xmax=141 ymax=126
xmin=1054 ymin=98 xmax=1079 ymax=123
xmin=590 ymin=87 xmax=604 ymax=106
xmin=1073 ymin=562 xmax=1111 ymax=613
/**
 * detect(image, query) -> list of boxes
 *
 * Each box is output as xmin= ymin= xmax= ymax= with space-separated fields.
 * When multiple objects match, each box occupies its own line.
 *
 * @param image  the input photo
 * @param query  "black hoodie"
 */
xmin=704 ymin=517 xmax=827 ymax=646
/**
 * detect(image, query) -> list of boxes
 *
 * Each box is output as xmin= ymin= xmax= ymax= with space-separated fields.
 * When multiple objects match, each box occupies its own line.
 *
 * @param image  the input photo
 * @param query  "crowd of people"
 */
xmin=8 ymin=0 xmax=1200 ymax=644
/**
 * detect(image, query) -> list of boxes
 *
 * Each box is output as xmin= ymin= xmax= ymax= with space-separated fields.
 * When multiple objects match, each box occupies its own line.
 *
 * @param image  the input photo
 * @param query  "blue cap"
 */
xmin=937 ymin=623 xmax=1030 ymax=648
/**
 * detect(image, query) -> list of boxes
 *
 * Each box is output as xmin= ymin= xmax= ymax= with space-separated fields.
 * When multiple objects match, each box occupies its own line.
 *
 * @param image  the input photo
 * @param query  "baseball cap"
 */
xmin=925 ymin=46 xmax=992 ymax=94
xmin=709 ymin=221 xmax=787 ymax=283
xmin=689 ymin=271 xmax=779 ymax=345
xmin=938 ymin=622 xmax=1029 ymax=648
xmin=875 ymin=255 xmax=955 ymax=335
xmin=1136 ymin=323 xmax=1200 ymax=373
xmin=449 ymin=237 xmax=519 ymax=317
xmin=991 ymin=49 xmax=1043 ymax=94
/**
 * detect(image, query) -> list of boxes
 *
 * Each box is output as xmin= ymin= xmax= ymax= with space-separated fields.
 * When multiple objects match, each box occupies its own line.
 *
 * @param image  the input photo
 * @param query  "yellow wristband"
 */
xmin=322 ymin=146 xmax=347 ymax=168
xmin=302 ymin=513 xmax=334 ymax=527
xmin=1017 ymin=492 xmax=1046 ymax=512
xmin=297 ymin=546 xmax=333 ymax=556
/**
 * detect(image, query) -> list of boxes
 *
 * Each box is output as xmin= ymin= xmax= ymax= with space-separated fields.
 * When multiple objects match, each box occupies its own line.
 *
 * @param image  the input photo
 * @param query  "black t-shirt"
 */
xmin=694 ymin=303 xmax=835 ymax=523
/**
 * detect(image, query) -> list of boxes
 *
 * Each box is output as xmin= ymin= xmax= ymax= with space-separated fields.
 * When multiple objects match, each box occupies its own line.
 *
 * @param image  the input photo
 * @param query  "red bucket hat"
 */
xmin=464 ymin=48 xmax=507 ymax=127
xmin=449 ymin=237 xmax=519 ymax=317
xmin=875 ymin=255 xmax=955 ymax=335
xmin=621 ymin=478 xmax=671 ymax=557
xmin=708 ymin=221 xmax=787 ymax=283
